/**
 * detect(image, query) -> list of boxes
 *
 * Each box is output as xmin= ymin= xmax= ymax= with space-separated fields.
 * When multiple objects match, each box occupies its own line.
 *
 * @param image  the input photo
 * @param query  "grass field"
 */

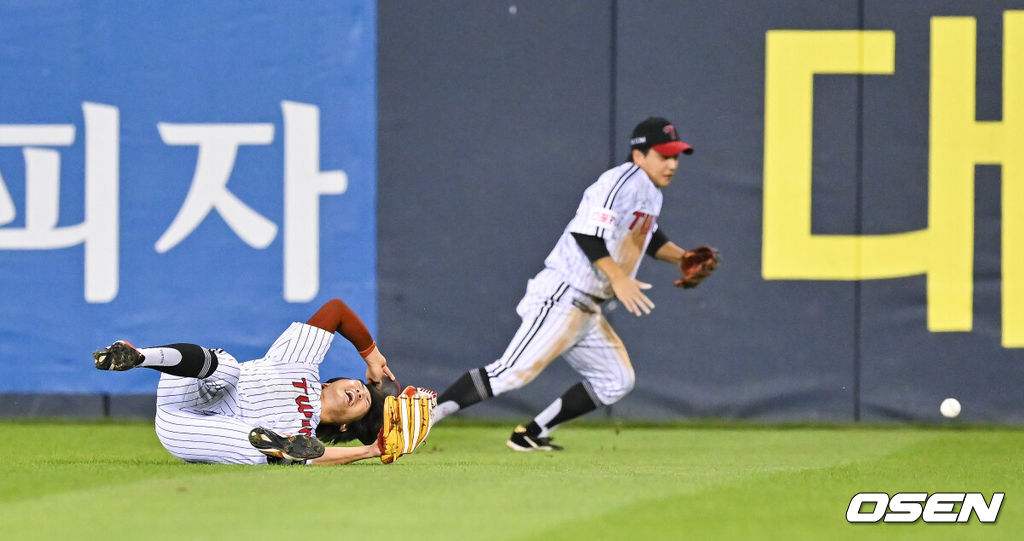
xmin=0 ymin=420 xmax=1020 ymax=540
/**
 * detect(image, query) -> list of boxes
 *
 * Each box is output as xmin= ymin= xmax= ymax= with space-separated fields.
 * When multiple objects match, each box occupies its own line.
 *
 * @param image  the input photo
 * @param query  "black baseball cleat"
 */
xmin=249 ymin=427 xmax=326 ymax=462
xmin=93 ymin=340 xmax=145 ymax=371
xmin=506 ymin=424 xmax=564 ymax=452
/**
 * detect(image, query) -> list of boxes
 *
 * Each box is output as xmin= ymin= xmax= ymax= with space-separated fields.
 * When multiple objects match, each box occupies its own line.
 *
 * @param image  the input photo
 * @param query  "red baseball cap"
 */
xmin=629 ymin=117 xmax=693 ymax=156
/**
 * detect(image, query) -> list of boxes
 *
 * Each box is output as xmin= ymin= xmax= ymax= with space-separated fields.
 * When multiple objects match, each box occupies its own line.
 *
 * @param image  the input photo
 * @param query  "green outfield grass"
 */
xmin=0 ymin=420 xmax=1020 ymax=540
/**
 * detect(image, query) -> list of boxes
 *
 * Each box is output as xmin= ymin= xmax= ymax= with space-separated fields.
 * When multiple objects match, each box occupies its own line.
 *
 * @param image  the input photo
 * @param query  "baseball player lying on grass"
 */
xmin=93 ymin=298 xmax=435 ymax=465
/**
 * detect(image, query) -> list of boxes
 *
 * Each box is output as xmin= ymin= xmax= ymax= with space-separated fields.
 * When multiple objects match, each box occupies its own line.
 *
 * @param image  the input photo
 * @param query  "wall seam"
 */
xmin=606 ymin=0 xmax=619 ymax=418
xmin=609 ymin=0 xmax=618 ymax=168
xmin=853 ymin=0 xmax=866 ymax=422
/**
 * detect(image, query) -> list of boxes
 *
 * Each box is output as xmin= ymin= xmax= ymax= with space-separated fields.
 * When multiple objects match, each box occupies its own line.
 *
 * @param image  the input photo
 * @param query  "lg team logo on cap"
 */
xmin=846 ymin=492 xmax=1004 ymax=523
xmin=663 ymin=124 xmax=677 ymax=140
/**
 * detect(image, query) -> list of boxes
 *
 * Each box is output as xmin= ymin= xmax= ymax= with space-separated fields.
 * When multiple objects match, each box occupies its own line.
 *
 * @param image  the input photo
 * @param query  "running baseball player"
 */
xmin=431 ymin=117 xmax=719 ymax=451
xmin=94 ymin=298 xmax=432 ymax=465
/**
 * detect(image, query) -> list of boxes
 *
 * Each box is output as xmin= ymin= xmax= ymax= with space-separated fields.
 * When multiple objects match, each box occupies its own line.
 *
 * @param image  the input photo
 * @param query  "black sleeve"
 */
xmin=646 ymin=228 xmax=670 ymax=258
xmin=571 ymin=232 xmax=611 ymax=262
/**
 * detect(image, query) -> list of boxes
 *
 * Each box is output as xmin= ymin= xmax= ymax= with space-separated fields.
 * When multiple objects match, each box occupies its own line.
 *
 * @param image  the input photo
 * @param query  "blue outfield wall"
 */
xmin=0 ymin=3 xmax=378 ymax=397
xmin=377 ymin=0 xmax=1024 ymax=424
xmin=2 ymin=1 xmax=1022 ymax=424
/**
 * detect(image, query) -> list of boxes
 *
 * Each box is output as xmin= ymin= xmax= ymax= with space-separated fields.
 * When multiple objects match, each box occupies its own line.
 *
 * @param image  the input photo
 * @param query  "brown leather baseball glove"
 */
xmin=674 ymin=246 xmax=720 ymax=289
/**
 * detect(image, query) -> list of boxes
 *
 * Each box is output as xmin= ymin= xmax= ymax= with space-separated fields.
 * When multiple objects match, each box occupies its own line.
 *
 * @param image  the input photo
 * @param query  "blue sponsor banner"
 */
xmin=0 ymin=3 xmax=377 ymax=392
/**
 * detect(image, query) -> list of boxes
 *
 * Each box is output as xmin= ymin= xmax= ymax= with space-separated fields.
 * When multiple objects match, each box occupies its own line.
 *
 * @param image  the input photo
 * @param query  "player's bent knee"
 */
xmin=596 ymin=373 xmax=635 ymax=405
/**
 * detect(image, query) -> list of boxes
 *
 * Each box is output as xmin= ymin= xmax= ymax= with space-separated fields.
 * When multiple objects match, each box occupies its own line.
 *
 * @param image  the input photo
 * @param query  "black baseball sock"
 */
xmin=433 ymin=368 xmax=493 ymax=421
xmin=530 ymin=381 xmax=602 ymax=437
xmin=138 ymin=343 xmax=219 ymax=379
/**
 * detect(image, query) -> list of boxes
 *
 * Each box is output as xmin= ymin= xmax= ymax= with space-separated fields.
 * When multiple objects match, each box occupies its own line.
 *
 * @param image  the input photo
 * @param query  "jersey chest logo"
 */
xmin=291 ymin=377 xmax=315 ymax=436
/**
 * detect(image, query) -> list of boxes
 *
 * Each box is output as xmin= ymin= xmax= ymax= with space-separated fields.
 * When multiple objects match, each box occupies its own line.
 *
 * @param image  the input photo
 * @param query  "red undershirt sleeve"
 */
xmin=306 ymin=298 xmax=376 ymax=357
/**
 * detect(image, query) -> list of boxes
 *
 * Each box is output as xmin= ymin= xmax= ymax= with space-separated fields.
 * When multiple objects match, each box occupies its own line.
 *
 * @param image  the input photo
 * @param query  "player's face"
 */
xmin=633 ymin=148 xmax=679 ymax=187
xmin=323 ymin=378 xmax=372 ymax=424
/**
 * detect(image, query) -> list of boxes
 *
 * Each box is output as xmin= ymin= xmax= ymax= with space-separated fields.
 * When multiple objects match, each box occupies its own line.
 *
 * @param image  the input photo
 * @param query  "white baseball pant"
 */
xmin=484 ymin=269 xmax=635 ymax=405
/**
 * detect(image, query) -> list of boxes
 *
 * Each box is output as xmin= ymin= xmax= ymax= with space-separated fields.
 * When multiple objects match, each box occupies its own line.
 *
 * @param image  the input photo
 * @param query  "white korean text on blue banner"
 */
xmin=0 ymin=3 xmax=377 ymax=393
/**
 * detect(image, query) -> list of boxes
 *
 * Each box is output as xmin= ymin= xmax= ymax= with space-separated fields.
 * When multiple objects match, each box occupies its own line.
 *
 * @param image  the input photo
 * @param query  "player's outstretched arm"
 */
xmin=651 ymin=237 xmax=721 ymax=289
xmin=310 ymin=443 xmax=382 ymax=466
xmin=593 ymin=256 xmax=654 ymax=317
xmin=652 ymin=241 xmax=686 ymax=266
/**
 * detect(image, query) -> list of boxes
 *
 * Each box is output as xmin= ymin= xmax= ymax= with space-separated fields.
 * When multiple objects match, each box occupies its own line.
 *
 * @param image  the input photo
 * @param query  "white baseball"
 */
xmin=940 ymin=397 xmax=961 ymax=418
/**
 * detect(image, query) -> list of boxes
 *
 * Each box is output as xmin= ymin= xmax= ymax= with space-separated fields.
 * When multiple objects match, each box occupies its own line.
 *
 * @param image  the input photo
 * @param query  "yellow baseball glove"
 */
xmin=377 ymin=386 xmax=437 ymax=464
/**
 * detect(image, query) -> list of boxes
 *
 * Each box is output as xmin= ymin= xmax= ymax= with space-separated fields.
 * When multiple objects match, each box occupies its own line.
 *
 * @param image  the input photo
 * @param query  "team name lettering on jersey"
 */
xmin=629 ymin=211 xmax=655 ymax=233
xmin=292 ymin=377 xmax=315 ymax=436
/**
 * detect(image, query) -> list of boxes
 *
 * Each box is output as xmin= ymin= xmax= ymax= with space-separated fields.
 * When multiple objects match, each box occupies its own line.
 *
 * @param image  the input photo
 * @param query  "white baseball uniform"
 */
xmin=154 ymin=322 xmax=334 ymax=464
xmin=484 ymin=162 xmax=662 ymax=405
